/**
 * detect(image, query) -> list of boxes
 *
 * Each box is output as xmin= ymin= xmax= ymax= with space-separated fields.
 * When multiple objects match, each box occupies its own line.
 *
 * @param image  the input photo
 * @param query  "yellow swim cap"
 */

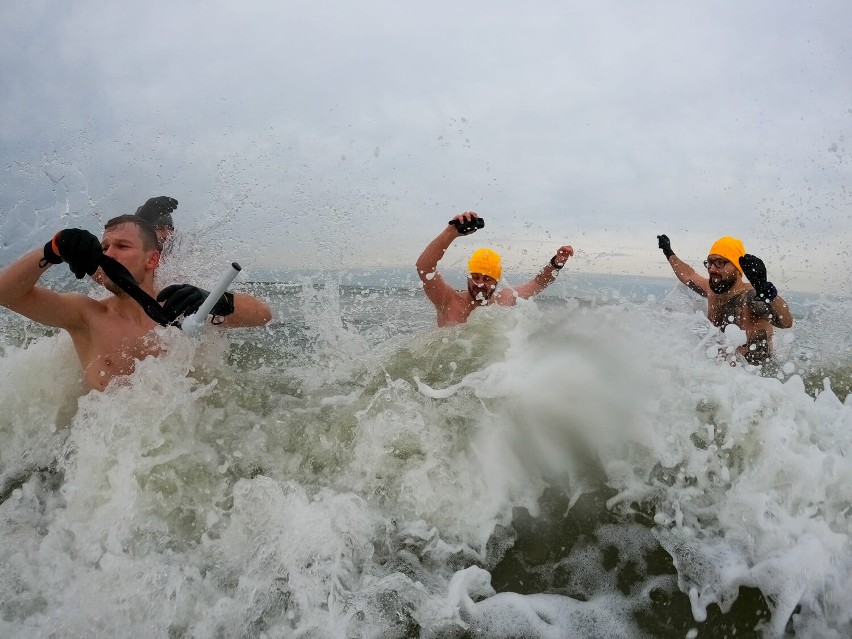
xmin=708 ymin=236 xmax=745 ymax=273
xmin=468 ymin=248 xmax=502 ymax=281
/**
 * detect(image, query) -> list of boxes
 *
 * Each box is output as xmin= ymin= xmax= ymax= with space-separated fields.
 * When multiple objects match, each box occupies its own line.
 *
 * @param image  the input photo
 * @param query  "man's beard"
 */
xmin=709 ymin=273 xmax=736 ymax=294
xmin=468 ymin=282 xmax=495 ymax=304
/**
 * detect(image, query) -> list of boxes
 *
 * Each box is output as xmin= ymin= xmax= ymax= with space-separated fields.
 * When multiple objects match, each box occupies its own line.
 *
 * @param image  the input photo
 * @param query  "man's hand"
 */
xmin=41 ymin=229 xmax=103 ymax=279
xmin=550 ymin=245 xmax=574 ymax=269
xmin=739 ymin=254 xmax=777 ymax=302
xmin=657 ymin=234 xmax=674 ymax=259
xmin=157 ymin=284 xmax=235 ymax=322
xmin=448 ymin=211 xmax=484 ymax=236
xmin=136 ymin=196 xmax=178 ymax=219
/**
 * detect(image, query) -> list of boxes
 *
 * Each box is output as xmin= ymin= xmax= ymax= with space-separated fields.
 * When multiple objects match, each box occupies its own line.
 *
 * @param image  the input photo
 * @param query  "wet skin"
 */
xmin=702 ymin=258 xmax=784 ymax=364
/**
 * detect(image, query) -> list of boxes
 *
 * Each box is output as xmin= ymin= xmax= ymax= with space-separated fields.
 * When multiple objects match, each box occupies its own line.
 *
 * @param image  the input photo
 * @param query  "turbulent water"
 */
xmin=1 ymin=275 xmax=851 ymax=638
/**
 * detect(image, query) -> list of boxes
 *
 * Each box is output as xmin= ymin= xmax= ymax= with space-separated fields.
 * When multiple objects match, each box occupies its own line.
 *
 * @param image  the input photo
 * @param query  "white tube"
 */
xmin=182 ymin=262 xmax=242 ymax=336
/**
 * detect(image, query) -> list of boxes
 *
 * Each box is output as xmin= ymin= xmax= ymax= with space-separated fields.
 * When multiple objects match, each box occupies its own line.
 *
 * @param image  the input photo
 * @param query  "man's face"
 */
xmin=93 ymin=223 xmax=159 ymax=294
xmin=705 ymin=255 xmax=739 ymax=294
xmin=467 ymin=272 xmax=498 ymax=304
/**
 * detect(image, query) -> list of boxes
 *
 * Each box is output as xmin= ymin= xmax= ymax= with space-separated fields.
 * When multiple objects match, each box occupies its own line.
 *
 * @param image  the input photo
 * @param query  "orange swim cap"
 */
xmin=708 ymin=236 xmax=745 ymax=273
xmin=468 ymin=248 xmax=502 ymax=281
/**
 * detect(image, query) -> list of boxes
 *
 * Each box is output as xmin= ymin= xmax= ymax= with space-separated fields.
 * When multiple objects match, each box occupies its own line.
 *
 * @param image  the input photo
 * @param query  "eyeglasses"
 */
xmin=469 ymin=273 xmax=497 ymax=284
xmin=703 ymin=258 xmax=730 ymax=269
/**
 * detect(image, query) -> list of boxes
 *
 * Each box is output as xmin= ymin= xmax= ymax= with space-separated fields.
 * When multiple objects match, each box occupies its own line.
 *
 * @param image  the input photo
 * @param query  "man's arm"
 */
xmin=415 ymin=212 xmax=474 ymax=308
xmin=766 ymin=296 xmax=793 ymax=329
xmin=743 ymin=291 xmax=793 ymax=329
xmin=0 ymin=249 xmax=87 ymax=330
xmin=739 ymin=254 xmax=793 ymax=329
xmin=500 ymin=245 xmax=574 ymax=302
xmin=217 ymin=293 xmax=272 ymax=328
xmin=657 ymin=234 xmax=709 ymax=297
xmin=155 ymin=284 xmax=272 ymax=328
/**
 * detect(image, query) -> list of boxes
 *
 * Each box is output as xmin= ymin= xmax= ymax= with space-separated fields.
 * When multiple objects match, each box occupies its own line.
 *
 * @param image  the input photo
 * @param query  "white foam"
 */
xmin=2 ymin=287 xmax=851 ymax=636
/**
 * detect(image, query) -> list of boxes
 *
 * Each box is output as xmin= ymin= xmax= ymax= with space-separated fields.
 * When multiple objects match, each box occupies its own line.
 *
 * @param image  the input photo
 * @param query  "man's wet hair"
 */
xmin=104 ymin=215 xmax=160 ymax=251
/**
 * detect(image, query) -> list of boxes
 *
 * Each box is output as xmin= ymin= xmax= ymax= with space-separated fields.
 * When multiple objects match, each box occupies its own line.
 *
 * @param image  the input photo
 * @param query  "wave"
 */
xmin=1 ymin=284 xmax=851 ymax=637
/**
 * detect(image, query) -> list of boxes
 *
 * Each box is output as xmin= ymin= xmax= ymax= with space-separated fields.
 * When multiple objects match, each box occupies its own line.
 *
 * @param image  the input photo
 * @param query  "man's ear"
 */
xmin=146 ymin=249 xmax=161 ymax=271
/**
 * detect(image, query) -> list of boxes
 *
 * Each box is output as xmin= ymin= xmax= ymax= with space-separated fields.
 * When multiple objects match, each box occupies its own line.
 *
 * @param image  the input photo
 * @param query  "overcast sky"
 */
xmin=1 ymin=0 xmax=850 ymax=293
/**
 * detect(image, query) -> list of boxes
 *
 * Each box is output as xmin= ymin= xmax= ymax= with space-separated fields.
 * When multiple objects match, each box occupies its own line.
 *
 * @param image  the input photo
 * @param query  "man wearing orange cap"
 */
xmin=416 ymin=211 xmax=574 ymax=326
xmin=657 ymin=234 xmax=793 ymax=364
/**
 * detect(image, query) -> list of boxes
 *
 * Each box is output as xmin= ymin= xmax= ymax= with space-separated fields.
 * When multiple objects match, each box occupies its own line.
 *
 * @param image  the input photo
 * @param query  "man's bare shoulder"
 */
xmin=64 ymin=292 xmax=117 ymax=333
xmin=65 ymin=291 xmax=114 ymax=313
xmin=493 ymin=288 xmax=519 ymax=306
xmin=444 ymin=287 xmax=474 ymax=308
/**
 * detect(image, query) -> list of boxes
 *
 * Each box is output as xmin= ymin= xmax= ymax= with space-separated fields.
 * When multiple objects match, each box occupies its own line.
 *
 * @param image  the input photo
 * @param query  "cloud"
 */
xmin=2 ymin=0 xmax=851 ymax=294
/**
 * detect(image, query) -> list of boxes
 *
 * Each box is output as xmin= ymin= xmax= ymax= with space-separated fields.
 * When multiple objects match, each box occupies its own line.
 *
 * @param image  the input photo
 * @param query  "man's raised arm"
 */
xmin=505 ymin=245 xmax=574 ymax=301
xmin=416 ymin=212 xmax=477 ymax=306
xmin=0 ymin=230 xmax=103 ymax=329
xmin=657 ymin=234 xmax=709 ymax=297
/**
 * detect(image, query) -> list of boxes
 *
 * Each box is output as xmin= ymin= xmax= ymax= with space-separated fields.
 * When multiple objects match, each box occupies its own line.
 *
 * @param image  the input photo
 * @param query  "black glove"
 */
xmin=135 ymin=196 xmax=178 ymax=224
xmin=657 ymin=234 xmax=674 ymax=259
xmin=739 ymin=254 xmax=777 ymax=302
xmin=449 ymin=217 xmax=485 ymax=235
xmin=41 ymin=229 xmax=103 ymax=279
xmin=156 ymin=284 xmax=235 ymax=323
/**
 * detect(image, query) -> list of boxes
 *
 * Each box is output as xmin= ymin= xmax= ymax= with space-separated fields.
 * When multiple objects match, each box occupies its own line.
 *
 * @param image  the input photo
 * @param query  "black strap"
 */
xmin=98 ymin=255 xmax=175 ymax=327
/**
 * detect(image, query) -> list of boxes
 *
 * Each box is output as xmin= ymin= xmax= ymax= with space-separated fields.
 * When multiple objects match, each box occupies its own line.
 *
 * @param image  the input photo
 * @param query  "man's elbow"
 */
xmin=232 ymin=296 xmax=273 ymax=327
xmin=253 ymin=298 xmax=274 ymax=326
xmin=257 ymin=303 xmax=273 ymax=326
xmin=416 ymin=263 xmax=436 ymax=285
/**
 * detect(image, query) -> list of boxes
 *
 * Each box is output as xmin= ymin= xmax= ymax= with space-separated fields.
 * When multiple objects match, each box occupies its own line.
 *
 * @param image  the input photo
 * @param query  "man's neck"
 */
xmin=709 ymin=280 xmax=750 ymax=302
xmin=106 ymin=289 xmax=156 ymax=324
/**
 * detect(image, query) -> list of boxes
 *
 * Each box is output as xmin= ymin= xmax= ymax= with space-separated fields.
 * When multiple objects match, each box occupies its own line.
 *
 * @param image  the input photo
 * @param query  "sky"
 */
xmin=1 ymin=0 xmax=851 ymax=294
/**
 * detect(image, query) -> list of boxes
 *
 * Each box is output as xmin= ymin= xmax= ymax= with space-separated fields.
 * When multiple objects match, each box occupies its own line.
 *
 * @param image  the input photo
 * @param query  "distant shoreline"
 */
xmin=242 ymin=268 xmax=825 ymax=300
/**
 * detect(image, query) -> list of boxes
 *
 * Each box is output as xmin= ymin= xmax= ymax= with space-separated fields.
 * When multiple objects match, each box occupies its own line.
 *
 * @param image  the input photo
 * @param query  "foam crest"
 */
xmin=440 ymin=566 xmax=640 ymax=638
xmin=206 ymin=476 xmax=383 ymax=635
xmin=0 ymin=333 xmax=80 ymax=500
xmin=2 ymin=282 xmax=852 ymax=636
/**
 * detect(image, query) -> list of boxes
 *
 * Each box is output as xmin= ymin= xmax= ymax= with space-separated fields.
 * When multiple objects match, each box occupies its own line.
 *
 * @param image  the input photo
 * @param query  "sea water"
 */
xmin=1 ymin=273 xmax=851 ymax=638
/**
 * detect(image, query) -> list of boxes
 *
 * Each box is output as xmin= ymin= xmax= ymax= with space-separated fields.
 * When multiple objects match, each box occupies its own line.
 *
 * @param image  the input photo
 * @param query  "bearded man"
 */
xmin=657 ymin=234 xmax=793 ymax=364
xmin=416 ymin=211 xmax=573 ymax=327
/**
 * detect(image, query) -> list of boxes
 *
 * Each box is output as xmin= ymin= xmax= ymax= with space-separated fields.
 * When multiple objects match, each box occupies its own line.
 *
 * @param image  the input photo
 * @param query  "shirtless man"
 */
xmin=416 ymin=211 xmax=574 ymax=326
xmin=657 ymin=234 xmax=793 ymax=365
xmin=0 ymin=216 xmax=272 ymax=391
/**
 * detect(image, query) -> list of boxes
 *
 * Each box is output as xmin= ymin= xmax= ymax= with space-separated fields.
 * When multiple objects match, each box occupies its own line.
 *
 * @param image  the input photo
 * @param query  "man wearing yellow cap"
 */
xmin=657 ymin=234 xmax=793 ymax=364
xmin=416 ymin=211 xmax=574 ymax=326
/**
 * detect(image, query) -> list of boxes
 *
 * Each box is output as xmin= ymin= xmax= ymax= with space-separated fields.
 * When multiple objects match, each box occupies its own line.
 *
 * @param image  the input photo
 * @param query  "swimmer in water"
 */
xmin=416 ymin=211 xmax=574 ymax=327
xmin=0 ymin=215 xmax=272 ymax=391
xmin=657 ymin=234 xmax=793 ymax=365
